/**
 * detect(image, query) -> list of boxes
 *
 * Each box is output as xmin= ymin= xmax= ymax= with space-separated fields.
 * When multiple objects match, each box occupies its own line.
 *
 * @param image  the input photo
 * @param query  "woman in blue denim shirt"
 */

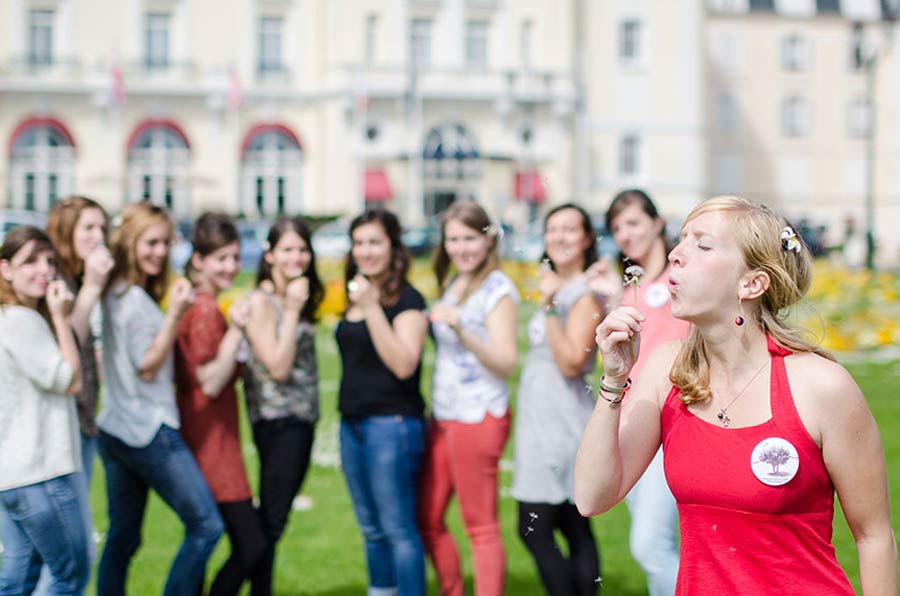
xmin=335 ymin=209 xmax=429 ymax=596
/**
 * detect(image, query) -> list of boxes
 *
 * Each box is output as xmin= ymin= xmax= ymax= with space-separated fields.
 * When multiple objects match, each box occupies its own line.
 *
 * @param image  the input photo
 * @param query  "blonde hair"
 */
xmin=45 ymin=195 xmax=108 ymax=281
xmin=433 ymin=201 xmax=500 ymax=304
xmin=107 ymin=202 xmax=173 ymax=303
xmin=669 ymin=195 xmax=833 ymax=404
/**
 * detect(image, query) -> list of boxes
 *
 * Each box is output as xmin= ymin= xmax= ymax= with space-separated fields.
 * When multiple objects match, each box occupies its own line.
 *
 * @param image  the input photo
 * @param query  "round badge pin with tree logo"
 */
xmin=750 ymin=437 xmax=800 ymax=487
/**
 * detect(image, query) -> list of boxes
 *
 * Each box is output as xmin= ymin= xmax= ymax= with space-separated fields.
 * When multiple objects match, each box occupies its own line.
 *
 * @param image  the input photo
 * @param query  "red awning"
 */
xmin=365 ymin=169 xmax=393 ymax=201
xmin=514 ymin=171 xmax=546 ymax=203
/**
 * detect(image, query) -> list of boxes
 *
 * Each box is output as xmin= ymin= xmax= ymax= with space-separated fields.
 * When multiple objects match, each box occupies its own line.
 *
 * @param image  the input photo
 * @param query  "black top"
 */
xmin=336 ymin=284 xmax=427 ymax=418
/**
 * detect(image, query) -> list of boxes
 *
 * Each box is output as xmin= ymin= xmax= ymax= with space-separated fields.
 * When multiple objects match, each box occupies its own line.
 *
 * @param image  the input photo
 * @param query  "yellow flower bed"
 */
xmin=190 ymin=258 xmax=897 ymax=354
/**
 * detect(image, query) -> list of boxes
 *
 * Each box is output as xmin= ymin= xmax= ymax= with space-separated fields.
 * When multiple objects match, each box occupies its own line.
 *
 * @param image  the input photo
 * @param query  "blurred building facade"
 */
xmin=1 ymin=0 xmax=899 ymax=262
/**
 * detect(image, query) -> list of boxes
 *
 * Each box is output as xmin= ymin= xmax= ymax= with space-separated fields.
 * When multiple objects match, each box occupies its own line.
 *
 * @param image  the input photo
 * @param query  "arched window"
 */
xmin=126 ymin=121 xmax=191 ymax=215
xmin=8 ymin=118 xmax=76 ymax=212
xmin=422 ymin=123 xmax=481 ymax=216
xmin=240 ymin=125 xmax=303 ymax=216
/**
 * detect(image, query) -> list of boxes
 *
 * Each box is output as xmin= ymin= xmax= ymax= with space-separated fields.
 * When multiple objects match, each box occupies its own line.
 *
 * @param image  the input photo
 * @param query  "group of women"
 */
xmin=0 ymin=188 xmax=895 ymax=596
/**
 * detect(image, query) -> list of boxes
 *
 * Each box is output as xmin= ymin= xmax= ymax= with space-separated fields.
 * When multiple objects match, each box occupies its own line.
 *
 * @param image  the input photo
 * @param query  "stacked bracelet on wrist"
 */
xmin=598 ymin=375 xmax=632 ymax=408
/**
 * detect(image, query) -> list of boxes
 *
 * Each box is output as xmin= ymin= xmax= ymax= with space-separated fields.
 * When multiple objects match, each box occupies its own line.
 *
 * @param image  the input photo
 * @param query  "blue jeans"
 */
xmin=31 ymin=433 xmax=99 ymax=596
xmin=96 ymin=425 xmax=224 ymax=596
xmin=625 ymin=449 xmax=680 ymax=596
xmin=0 ymin=474 xmax=90 ymax=596
xmin=340 ymin=416 xmax=426 ymax=596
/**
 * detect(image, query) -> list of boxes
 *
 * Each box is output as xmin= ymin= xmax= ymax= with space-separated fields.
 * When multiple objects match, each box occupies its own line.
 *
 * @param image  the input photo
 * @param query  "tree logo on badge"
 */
xmin=750 ymin=437 xmax=799 ymax=486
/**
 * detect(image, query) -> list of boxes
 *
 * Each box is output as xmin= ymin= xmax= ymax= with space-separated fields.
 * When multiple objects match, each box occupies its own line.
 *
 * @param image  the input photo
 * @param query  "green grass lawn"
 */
xmin=74 ymin=311 xmax=900 ymax=596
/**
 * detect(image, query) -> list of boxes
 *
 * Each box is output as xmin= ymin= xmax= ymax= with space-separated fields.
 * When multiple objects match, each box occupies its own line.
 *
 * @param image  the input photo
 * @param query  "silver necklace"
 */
xmin=712 ymin=359 xmax=770 ymax=427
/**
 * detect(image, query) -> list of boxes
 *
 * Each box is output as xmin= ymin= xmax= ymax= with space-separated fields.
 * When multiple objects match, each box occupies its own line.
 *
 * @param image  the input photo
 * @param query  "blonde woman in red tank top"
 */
xmin=575 ymin=196 xmax=897 ymax=595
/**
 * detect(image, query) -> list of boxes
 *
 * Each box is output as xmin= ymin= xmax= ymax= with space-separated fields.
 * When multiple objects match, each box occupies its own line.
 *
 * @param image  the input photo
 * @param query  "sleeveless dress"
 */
xmin=511 ymin=276 xmax=596 ymax=504
xmin=661 ymin=337 xmax=854 ymax=596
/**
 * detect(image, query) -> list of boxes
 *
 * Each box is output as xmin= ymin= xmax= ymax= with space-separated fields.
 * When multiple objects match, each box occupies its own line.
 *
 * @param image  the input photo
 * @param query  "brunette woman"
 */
xmin=337 ymin=209 xmax=429 ymax=596
xmin=242 ymin=216 xmax=323 ymax=596
xmin=511 ymin=203 xmax=603 ymax=596
xmin=584 ymin=189 xmax=689 ymax=596
xmin=0 ymin=226 xmax=87 ymax=595
xmin=174 ymin=212 xmax=266 ymax=596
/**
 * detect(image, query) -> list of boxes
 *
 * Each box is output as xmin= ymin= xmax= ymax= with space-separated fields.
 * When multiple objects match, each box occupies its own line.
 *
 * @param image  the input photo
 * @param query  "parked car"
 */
xmin=169 ymin=219 xmax=194 ymax=272
xmin=237 ymin=219 xmax=271 ymax=272
xmin=311 ymin=219 xmax=351 ymax=258
xmin=0 ymin=209 xmax=47 ymax=243
xmin=401 ymin=223 xmax=440 ymax=256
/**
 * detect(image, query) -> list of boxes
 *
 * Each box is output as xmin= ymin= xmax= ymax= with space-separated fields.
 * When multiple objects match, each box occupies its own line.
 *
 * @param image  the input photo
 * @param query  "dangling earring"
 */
xmin=735 ymin=297 xmax=745 ymax=327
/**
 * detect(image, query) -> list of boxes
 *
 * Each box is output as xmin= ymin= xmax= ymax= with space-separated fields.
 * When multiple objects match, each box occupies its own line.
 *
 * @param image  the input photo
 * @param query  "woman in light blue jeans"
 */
xmin=0 ymin=226 xmax=88 ymax=595
xmin=336 ymin=210 xmax=429 ymax=595
xmin=96 ymin=203 xmax=223 ymax=596
xmin=585 ymin=189 xmax=689 ymax=596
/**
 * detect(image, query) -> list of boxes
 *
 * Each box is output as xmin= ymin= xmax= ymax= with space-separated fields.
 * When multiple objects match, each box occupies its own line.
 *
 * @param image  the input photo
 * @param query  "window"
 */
xmin=847 ymin=98 xmax=872 ymax=138
xmin=241 ymin=127 xmax=303 ymax=216
xmin=716 ymin=93 xmax=738 ymax=135
xmin=9 ymin=123 xmax=75 ymax=212
xmin=365 ymin=15 xmax=377 ymax=64
xmin=28 ymin=10 xmax=54 ymax=68
xmin=712 ymin=155 xmax=743 ymax=194
xmin=127 ymin=125 xmax=190 ymax=214
xmin=465 ymin=20 xmax=489 ymax=69
xmin=521 ymin=19 xmax=533 ymax=70
xmin=781 ymin=35 xmax=810 ymax=71
xmin=410 ymin=19 xmax=432 ymax=70
xmin=781 ymin=95 xmax=810 ymax=137
xmin=619 ymin=134 xmax=640 ymax=176
xmin=259 ymin=17 xmax=284 ymax=74
xmin=619 ymin=19 xmax=641 ymax=65
xmin=145 ymin=13 xmax=170 ymax=70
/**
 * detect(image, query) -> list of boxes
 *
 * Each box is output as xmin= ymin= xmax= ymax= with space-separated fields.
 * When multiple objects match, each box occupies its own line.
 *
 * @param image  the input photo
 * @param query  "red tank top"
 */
xmin=661 ymin=337 xmax=854 ymax=596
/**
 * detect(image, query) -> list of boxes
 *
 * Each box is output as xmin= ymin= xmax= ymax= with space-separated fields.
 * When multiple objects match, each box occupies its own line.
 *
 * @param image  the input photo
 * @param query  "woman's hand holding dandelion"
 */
xmin=595 ymin=306 xmax=644 ymax=384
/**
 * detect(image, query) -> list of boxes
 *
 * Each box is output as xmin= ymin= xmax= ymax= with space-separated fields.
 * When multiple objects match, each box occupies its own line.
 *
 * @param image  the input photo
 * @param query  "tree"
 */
xmin=759 ymin=445 xmax=792 ymax=475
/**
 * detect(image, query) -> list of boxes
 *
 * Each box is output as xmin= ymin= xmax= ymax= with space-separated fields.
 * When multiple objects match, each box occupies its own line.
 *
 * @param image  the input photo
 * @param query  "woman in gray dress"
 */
xmin=511 ymin=203 xmax=603 ymax=596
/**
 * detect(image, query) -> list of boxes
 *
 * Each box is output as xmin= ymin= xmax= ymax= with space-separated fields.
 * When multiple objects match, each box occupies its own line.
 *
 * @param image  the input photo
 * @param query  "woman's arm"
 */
xmin=545 ymin=293 xmax=603 ymax=378
xmin=138 ymin=278 xmax=194 ymax=381
xmin=243 ymin=280 xmax=307 ymax=382
xmin=191 ymin=300 xmax=250 ymax=398
xmin=439 ymin=295 xmax=518 ymax=379
xmin=363 ymin=306 xmax=428 ymax=380
xmin=802 ymin=359 xmax=899 ymax=596
xmin=70 ymin=247 xmax=113 ymax=344
xmin=574 ymin=307 xmax=675 ymax=516
xmin=47 ymin=281 xmax=81 ymax=395
xmin=347 ymin=277 xmax=428 ymax=380
xmin=195 ymin=325 xmax=245 ymax=397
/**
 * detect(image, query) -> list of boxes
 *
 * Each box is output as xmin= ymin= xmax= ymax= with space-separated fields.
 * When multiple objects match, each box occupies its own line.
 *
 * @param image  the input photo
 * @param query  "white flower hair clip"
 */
xmin=780 ymin=226 xmax=801 ymax=254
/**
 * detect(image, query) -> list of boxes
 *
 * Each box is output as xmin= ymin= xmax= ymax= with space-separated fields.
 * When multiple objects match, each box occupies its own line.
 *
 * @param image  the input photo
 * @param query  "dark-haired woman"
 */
xmin=7 ymin=196 xmax=112 ymax=593
xmin=174 ymin=213 xmax=266 ymax=596
xmin=511 ymin=204 xmax=603 ymax=596
xmin=242 ymin=216 xmax=323 ymax=596
xmin=336 ymin=210 xmax=429 ymax=596
xmin=0 ymin=226 xmax=87 ymax=595
xmin=584 ymin=189 xmax=689 ymax=596
xmin=420 ymin=201 xmax=518 ymax=596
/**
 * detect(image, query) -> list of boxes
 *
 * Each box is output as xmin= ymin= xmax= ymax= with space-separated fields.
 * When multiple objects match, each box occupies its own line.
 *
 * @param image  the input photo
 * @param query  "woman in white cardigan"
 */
xmin=0 ymin=225 xmax=87 ymax=596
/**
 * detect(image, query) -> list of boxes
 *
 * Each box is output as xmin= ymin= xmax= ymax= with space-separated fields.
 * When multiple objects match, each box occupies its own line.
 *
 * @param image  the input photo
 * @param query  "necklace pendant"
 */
xmin=717 ymin=409 xmax=731 ymax=427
